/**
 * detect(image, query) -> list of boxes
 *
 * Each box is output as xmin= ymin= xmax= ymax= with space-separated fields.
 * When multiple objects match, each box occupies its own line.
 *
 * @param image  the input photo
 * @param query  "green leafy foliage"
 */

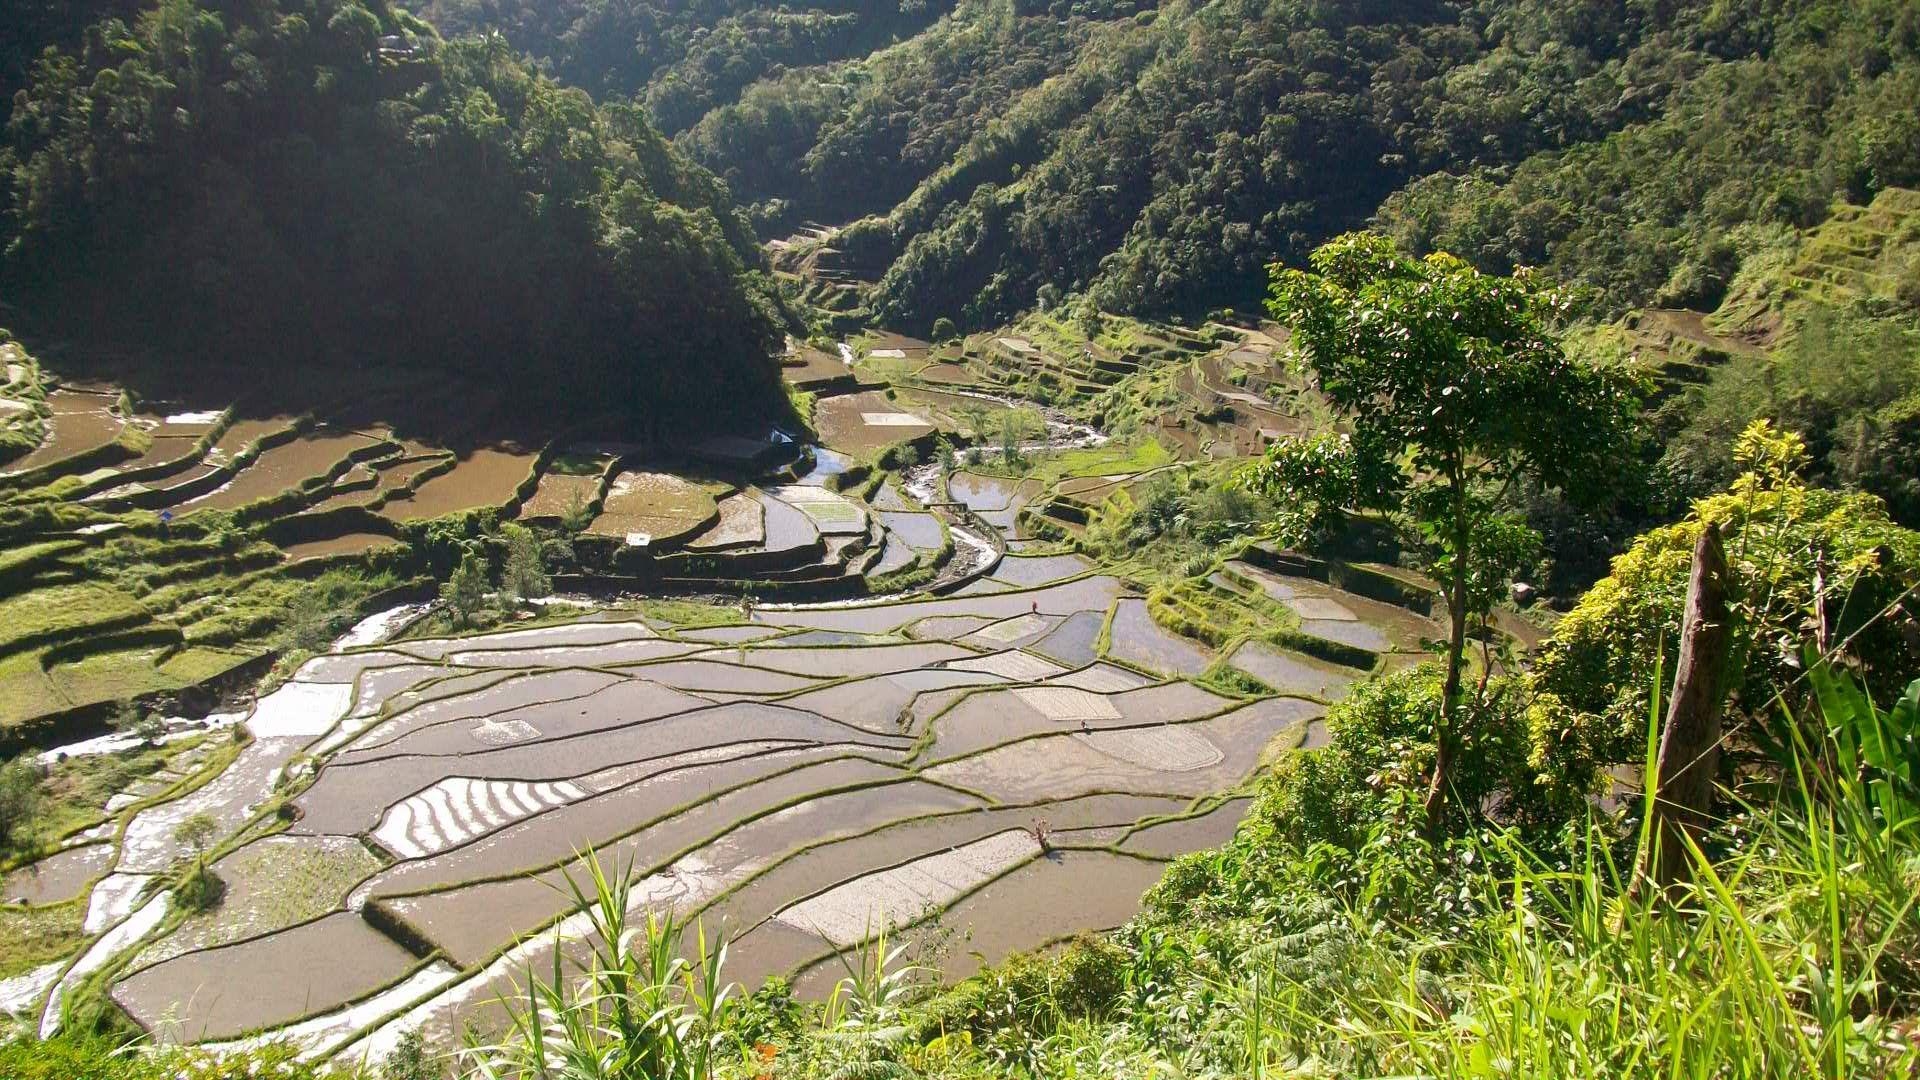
xmin=1251 ymin=233 xmax=1637 ymax=816
xmin=410 ymin=0 xmax=957 ymax=130
xmin=1378 ymin=0 xmax=1920 ymax=316
xmin=0 ymin=756 xmax=45 ymax=854
xmin=713 ymin=664 xmax=1920 ymax=1079
xmin=1665 ymin=303 xmax=1920 ymax=524
xmin=1537 ymin=420 xmax=1920 ymax=778
xmin=440 ymin=549 xmax=488 ymax=626
xmin=498 ymin=522 xmax=548 ymax=604
xmin=379 ymin=1029 xmax=439 ymax=1080
xmin=458 ymin=851 xmax=741 ymax=1080
xmin=0 ymin=1037 xmax=367 ymax=1078
xmin=277 ymin=568 xmax=398 ymax=654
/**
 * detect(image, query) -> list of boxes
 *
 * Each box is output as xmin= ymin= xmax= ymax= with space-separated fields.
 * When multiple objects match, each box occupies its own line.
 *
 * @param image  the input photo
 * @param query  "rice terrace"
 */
xmin=0 ymin=318 xmax=1464 ymax=1066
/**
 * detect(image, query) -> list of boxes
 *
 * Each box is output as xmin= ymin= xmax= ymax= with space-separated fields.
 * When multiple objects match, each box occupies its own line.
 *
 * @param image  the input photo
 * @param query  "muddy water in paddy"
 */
xmin=308 ymin=454 xmax=445 ymax=512
xmin=115 ymin=911 xmax=421 ymax=1040
xmin=791 ymin=850 xmax=1172 ymax=995
xmin=1122 ymin=797 xmax=1255 ymax=858
xmin=1108 ymin=596 xmax=1214 ymax=676
xmin=755 ymin=488 xmax=820 ymax=551
xmin=101 ymin=527 xmax=1316 ymax=1054
xmin=869 ymin=534 xmax=917 ymax=575
xmin=1030 ymin=609 xmax=1105 ymax=666
xmin=280 ymin=532 xmax=403 ymax=560
xmin=687 ymin=491 xmax=765 ymax=548
xmin=383 ymin=448 xmax=535 ymax=522
xmin=186 ymin=430 xmax=382 ymax=511
xmin=519 ymin=470 xmax=600 ymax=520
xmin=906 ymin=614 xmax=999 ymax=640
xmin=110 ymin=433 xmax=202 ymax=473
xmin=588 ymin=471 xmax=717 ymax=543
xmin=706 ymin=791 xmax=1183 ymax=986
xmin=946 ymin=471 xmax=1030 ymax=512
xmin=442 ymin=638 xmax=701 ymax=670
xmin=6 ymin=389 xmax=121 ymax=473
xmin=3 ymin=843 xmax=113 ymax=906
xmin=202 ymin=418 xmax=291 ymax=464
xmin=754 ymin=575 xmax=1127 ymax=636
xmin=989 ymin=552 xmax=1094 ymax=587
xmin=380 ymin=759 xmax=916 ymax=965
xmin=1229 ymin=640 xmax=1356 ymax=699
xmin=813 ymin=390 xmax=934 ymax=455
xmin=876 ymin=510 xmax=944 ymax=550
xmin=911 ymin=360 xmax=975 ymax=385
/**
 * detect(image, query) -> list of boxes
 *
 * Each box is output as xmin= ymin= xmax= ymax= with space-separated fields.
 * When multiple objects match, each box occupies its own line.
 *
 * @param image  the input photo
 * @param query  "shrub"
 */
xmin=441 ymin=551 xmax=490 ymax=627
xmin=0 ymin=757 xmax=45 ymax=854
xmin=499 ymin=523 xmax=549 ymax=605
xmin=1537 ymin=420 xmax=1920 ymax=776
xmin=0 ymin=1036 xmax=352 ymax=1078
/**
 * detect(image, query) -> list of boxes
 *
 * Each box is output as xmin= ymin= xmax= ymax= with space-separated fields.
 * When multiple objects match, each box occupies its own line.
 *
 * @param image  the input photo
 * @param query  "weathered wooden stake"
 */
xmin=1636 ymin=521 xmax=1732 ymax=897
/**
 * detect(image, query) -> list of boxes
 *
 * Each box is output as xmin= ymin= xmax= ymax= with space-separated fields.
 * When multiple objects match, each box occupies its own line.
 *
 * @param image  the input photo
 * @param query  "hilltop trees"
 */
xmin=0 ymin=0 xmax=786 ymax=428
xmin=1251 ymin=234 xmax=1638 ymax=824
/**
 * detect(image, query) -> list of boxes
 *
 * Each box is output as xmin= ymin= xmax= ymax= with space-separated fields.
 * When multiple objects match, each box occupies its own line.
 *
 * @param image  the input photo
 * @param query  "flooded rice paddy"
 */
xmin=586 ymin=471 xmax=720 ymax=544
xmin=0 ymin=321 xmax=1465 ymax=1061
xmin=5 ymin=389 xmax=122 ymax=474
xmin=382 ymin=448 xmax=537 ymax=522
xmin=184 ymin=429 xmax=382 ymax=511
xmin=813 ymin=390 xmax=934 ymax=455
xmin=6 ymin=514 xmax=1448 ymax=1058
xmin=280 ymin=532 xmax=405 ymax=561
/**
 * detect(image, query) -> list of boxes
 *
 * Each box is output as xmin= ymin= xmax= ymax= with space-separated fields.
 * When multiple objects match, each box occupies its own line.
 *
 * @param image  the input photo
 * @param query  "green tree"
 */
xmin=1251 ymin=234 xmax=1638 ymax=825
xmin=998 ymin=410 xmax=1028 ymax=467
xmin=500 ymin=523 xmax=550 ymax=605
xmin=174 ymin=811 xmax=219 ymax=866
xmin=960 ymin=403 xmax=992 ymax=441
xmin=0 ymin=757 xmax=44 ymax=854
xmin=442 ymin=550 xmax=491 ymax=627
xmin=172 ymin=810 xmax=225 ymax=912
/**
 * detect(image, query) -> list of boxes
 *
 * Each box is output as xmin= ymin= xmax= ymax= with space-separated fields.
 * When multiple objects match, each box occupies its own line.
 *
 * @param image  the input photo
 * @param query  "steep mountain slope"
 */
xmin=784 ymin=0 xmax=1919 ymax=330
xmin=407 ymin=0 xmax=961 ymax=131
xmin=0 ymin=0 xmax=787 ymax=428
xmin=420 ymin=0 xmax=1920 ymax=338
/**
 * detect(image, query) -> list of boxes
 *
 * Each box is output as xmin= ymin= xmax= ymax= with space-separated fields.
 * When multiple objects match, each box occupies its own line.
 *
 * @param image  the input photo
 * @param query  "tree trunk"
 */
xmin=1424 ymin=575 xmax=1468 ymax=830
xmin=1635 ymin=522 xmax=1732 ymax=897
xmin=1424 ymin=477 xmax=1472 ymax=831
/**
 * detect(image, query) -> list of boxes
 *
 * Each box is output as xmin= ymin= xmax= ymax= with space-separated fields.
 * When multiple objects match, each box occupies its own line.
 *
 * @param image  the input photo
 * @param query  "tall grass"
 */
xmin=1141 ymin=665 xmax=1920 ymax=1080
xmin=457 ymin=854 xmax=737 ymax=1080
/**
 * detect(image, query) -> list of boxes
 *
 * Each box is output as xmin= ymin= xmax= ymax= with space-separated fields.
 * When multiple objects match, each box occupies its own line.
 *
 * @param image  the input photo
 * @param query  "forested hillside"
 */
xmin=415 ymin=0 xmax=1920 ymax=337
xmin=407 ymin=0 xmax=961 ymax=131
xmin=0 ymin=0 xmax=788 ymax=427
